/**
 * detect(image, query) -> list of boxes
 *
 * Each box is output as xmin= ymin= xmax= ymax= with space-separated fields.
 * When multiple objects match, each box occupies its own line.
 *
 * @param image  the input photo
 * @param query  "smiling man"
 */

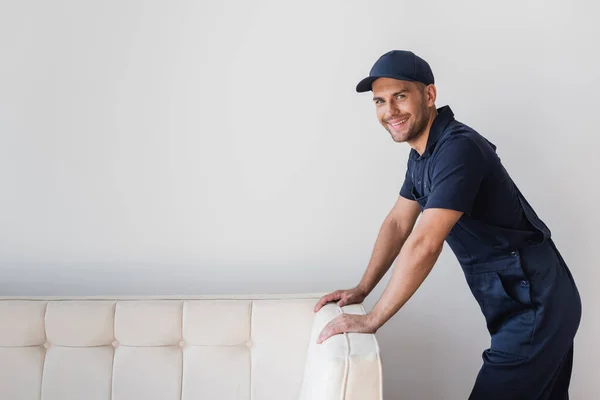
xmin=314 ymin=50 xmax=582 ymax=399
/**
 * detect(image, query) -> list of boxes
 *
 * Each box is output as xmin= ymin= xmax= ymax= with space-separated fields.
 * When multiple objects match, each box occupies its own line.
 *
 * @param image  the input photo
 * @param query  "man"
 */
xmin=313 ymin=50 xmax=582 ymax=399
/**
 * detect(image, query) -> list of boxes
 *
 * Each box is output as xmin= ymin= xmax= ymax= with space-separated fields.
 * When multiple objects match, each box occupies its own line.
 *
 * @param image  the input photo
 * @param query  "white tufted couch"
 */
xmin=0 ymin=294 xmax=382 ymax=400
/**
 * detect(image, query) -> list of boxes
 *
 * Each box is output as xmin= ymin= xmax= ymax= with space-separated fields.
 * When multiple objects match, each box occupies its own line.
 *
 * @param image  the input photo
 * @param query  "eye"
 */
xmin=374 ymin=99 xmax=383 ymax=105
xmin=396 ymin=94 xmax=405 ymax=100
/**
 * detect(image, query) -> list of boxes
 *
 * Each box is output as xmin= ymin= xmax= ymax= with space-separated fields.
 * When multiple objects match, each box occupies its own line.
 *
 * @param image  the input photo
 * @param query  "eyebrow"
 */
xmin=373 ymin=90 xmax=408 ymax=102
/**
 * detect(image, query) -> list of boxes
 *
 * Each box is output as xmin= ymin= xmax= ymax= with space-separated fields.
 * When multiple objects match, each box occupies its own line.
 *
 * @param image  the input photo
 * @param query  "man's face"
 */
xmin=372 ymin=78 xmax=433 ymax=143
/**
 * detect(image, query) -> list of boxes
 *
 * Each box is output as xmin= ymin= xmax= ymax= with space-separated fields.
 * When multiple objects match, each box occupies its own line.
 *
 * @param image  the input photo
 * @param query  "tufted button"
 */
xmin=43 ymin=341 xmax=50 ymax=349
xmin=178 ymin=340 xmax=185 ymax=348
xmin=112 ymin=340 xmax=119 ymax=348
xmin=246 ymin=340 xmax=253 ymax=348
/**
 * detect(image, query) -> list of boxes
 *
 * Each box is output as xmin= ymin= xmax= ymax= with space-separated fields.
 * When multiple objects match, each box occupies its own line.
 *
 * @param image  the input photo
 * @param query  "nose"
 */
xmin=385 ymin=103 xmax=400 ymax=119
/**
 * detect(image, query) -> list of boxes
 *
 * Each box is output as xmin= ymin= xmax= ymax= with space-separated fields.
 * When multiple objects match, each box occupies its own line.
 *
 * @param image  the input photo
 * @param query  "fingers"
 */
xmin=337 ymin=297 xmax=348 ymax=308
xmin=338 ymin=292 xmax=359 ymax=308
xmin=317 ymin=318 xmax=343 ymax=344
xmin=317 ymin=314 xmax=375 ymax=344
xmin=314 ymin=291 xmax=342 ymax=312
xmin=317 ymin=327 xmax=334 ymax=344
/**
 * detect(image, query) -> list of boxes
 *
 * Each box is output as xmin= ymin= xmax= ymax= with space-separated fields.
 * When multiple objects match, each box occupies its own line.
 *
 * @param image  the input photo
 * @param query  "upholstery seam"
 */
xmin=360 ymin=304 xmax=384 ymax=399
xmin=337 ymin=305 xmax=350 ymax=400
xmin=180 ymin=300 xmax=185 ymax=400
xmin=0 ymin=293 xmax=327 ymax=301
xmin=250 ymin=300 xmax=254 ymax=400
xmin=110 ymin=301 xmax=117 ymax=400
xmin=40 ymin=301 xmax=49 ymax=400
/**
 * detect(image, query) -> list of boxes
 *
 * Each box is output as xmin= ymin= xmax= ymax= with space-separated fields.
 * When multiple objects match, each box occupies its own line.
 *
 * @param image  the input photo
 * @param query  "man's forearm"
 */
xmin=368 ymin=233 xmax=443 ymax=328
xmin=357 ymin=217 xmax=413 ymax=296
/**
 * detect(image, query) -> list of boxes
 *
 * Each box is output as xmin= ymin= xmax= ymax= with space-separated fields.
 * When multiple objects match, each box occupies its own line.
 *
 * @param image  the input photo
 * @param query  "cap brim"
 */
xmin=355 ymin=74 xmax=418 ymax=93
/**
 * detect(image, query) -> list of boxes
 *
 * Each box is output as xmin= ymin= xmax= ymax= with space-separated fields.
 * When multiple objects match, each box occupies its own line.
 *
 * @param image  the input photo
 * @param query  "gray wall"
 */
xmin=1 ymin=0 xmax=598 ymax=398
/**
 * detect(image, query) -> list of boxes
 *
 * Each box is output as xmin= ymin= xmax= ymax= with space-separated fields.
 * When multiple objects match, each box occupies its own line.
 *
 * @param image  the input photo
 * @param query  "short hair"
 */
xmin=415 ymin=82 xmax=427 ymax=93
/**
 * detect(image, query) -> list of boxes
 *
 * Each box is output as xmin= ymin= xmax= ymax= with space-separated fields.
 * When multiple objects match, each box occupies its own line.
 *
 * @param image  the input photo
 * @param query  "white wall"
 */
xmin=1 ymin=0 xmax=598 ymax=398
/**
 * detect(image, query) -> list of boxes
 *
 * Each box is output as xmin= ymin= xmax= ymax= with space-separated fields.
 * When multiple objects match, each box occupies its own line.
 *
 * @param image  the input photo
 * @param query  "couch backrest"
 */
xmin=0 ymin=294 xmax=321 ymax=400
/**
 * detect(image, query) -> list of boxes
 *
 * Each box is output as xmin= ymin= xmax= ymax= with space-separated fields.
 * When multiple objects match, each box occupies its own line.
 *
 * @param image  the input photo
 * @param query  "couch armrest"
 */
xmin=298 ymin=303 xmax=383 ymax=400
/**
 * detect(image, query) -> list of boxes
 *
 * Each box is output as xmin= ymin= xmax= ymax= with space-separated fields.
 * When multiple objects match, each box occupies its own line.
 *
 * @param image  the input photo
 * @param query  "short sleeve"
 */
xmin=424 ymin=137 xmax=487 ymax=214
xmin=399 ymin=166 xmax=414 ymax=200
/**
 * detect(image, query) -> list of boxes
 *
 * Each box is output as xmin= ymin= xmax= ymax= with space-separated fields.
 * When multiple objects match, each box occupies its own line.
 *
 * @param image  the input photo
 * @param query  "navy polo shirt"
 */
xmin=399 ymin=106 xmax=542 ymax=262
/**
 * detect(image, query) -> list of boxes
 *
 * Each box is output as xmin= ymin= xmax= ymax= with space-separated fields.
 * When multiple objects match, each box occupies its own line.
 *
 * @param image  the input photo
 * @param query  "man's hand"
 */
xmin=314 ymin=286 xmax=367 ymax=313
xmin=316 ymin=313 xmax=378 ymax=344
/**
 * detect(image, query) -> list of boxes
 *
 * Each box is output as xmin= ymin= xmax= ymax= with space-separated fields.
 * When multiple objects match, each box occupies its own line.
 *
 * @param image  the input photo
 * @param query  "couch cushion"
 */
xmin=183 ymin=300 xmax=251 ymax=346
xmin=115 ymin=300 xmax=182 ymax=346
xmin=183 ymin=346 xmax=250 ymax=399
xmin=46 ymin=300 xmax=115 ymax=346
xmin=252 ymin=298 xmax=315 ymax=399
xmin=0 ymin=346 xmax=45 ymax=400
xmin=112 ymin=346 xmax=182 ymax=400
xmin=41 ymin=346 xmax=113 ymax=400
xmin=0 ymin=300 xmax=47 ymax=346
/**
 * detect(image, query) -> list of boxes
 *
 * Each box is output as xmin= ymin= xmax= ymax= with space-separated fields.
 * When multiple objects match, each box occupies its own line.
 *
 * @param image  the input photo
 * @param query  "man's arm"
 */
xmin=367 ymin=207 xmax=462 ymax=328
xmin=357 ymin=195 xmax=422 ymax=296
xmin=316 ymin=207 xmax=462 ymax=343
xmin=314 ymin=195 xmax=421 ymax=312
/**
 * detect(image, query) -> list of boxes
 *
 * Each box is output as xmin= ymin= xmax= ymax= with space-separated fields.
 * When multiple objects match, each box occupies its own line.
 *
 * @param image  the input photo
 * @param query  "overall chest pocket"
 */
xmin=463 ymin=252 xmax=536 ymax=357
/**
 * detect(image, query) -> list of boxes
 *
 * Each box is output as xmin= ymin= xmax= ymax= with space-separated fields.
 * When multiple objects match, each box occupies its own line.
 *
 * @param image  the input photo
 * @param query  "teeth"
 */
xmin=391 ymin=119 xmax=407 ymax=126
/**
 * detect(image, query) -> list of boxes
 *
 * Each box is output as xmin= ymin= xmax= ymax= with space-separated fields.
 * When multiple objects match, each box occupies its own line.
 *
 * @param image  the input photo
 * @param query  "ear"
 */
xmin=425 ymin=84 xmax=437 ymax=107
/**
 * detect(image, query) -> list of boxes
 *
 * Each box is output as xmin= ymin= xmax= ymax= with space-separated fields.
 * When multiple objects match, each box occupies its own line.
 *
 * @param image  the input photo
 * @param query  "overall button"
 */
xmin=521 ymin=280 xmax=529 ymax=287
xmin=510 ymin=251 xmax=518 ymax=257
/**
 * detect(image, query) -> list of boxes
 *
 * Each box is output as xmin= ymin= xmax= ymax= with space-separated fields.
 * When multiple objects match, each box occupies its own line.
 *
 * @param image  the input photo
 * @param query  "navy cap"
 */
xmin=356 ymin=50 xmax=435 ymax=93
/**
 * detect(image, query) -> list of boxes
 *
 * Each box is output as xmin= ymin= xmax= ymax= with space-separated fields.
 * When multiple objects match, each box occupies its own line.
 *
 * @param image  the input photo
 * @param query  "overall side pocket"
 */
xmin=463 ymin=252 xmax=536 ymax=357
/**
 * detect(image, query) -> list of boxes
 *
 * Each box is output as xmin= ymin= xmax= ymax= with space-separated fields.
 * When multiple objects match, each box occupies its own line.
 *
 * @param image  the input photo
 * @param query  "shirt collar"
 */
xmin=410 ymin=105 xmax=455 ymax=160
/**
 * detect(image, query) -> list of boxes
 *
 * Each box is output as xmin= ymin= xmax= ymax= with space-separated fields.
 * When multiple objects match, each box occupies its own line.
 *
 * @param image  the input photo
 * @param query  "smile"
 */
xmin=388 ymin=118 xmax=408 ymax=127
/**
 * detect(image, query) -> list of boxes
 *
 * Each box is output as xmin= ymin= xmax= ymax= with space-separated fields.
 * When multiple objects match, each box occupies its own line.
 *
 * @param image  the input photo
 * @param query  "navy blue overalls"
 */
xmin=404 ymin=106 xmax=582 ymax=399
